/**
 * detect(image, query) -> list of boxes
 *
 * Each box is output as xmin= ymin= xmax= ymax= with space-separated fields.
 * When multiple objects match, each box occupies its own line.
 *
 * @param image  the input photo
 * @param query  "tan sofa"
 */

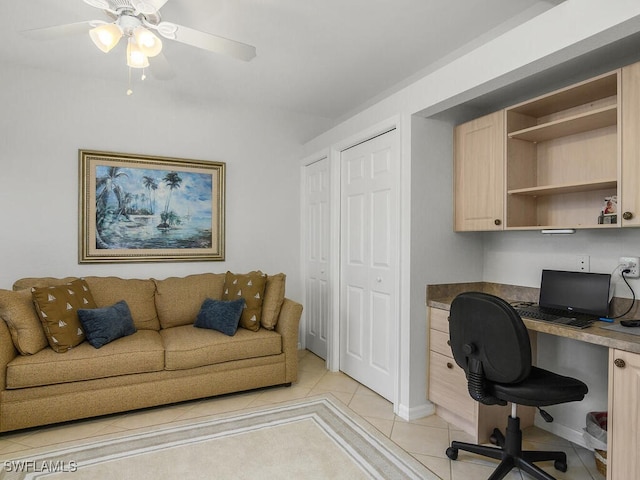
xmin=0 ymin=272 xmax=302 ymax=432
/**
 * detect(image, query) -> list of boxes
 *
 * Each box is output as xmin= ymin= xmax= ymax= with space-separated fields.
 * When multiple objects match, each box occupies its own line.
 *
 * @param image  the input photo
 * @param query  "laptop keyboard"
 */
xmin=513 ymin=307 xmax=596 ymax=329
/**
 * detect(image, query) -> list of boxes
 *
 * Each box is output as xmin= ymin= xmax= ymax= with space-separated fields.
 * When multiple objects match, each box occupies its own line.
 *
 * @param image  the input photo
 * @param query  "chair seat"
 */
xmin=490 ymin=366 xmax=588 ymax=407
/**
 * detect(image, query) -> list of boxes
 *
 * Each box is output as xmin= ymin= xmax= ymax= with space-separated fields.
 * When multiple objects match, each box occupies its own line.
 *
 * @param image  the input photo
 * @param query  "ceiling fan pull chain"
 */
xmin=127 ymin=67 xmax=133 ymax=96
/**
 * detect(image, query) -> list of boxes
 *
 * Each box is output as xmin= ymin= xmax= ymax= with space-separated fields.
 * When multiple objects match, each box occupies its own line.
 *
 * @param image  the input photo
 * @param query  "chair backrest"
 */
xmin=449 ymin=292 xmax=532 ymax=386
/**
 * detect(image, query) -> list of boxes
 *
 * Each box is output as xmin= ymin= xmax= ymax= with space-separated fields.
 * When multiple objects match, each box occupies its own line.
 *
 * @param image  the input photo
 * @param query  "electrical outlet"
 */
xmin=619 ymin=256 xmax=640 ymax=278
xmin=577 ymin=255 xmax=590 ymax=272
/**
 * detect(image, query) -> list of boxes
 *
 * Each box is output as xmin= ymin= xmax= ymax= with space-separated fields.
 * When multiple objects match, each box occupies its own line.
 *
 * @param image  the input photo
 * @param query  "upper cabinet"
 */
xmin=505 ymin=70 xmax=619 ymax=230
xmin=621 ymin=62 xmax=640 ymax=227
xmin=453 ymin=61 xmax=640 ymax=231
xmin=454 ymin=111 xmax=504 ymax=231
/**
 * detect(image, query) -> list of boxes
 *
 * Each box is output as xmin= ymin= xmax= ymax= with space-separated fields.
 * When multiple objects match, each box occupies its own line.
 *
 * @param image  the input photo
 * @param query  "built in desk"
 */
xmin=427 ymin=282 xmax=640 ymax=480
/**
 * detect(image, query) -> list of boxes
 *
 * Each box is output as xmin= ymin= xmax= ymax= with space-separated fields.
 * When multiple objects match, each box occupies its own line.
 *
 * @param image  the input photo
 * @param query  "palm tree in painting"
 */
xmin=142 ymin=175 xmax=158 ymax=214
xmin=158 ymin=171 xmax=182 ymax=230
xmin=121 ymin=192 xmax=133 ymax=218
xmin=95 ymin=167 xmax=129 ymax=246
xmin=96 ymin=167 xmax=128 ymax=218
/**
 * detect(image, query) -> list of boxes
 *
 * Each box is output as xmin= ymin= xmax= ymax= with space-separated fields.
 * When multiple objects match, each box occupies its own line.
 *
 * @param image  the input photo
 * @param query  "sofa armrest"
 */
xmin=0 ymin=319 xmax=18 ymax=391
xmin=275 ymin=298 xmax=302 ymax=383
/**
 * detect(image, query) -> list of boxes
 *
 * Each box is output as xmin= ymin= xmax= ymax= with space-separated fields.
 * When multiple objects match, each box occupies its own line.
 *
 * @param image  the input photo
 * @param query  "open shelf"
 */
xmin=508 ymin=179 xmax=618 ymax=197
xmin=507 ymin=72 xmax=618 ymax=118
xmin=505 ymin=69 xmax=620 ymax=230
xmin=508 ymin=105 xmax=617 ymax=142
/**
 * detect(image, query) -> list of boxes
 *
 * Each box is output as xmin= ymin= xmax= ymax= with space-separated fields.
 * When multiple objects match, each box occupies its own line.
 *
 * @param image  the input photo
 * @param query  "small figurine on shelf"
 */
xmin=600 ymin=196 xmax=617 ymax=224
xmin=604 ymin=196 xmax=617 ymax=214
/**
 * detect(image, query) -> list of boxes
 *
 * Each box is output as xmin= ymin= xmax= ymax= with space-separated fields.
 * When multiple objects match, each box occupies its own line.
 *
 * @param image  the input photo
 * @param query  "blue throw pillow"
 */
xmin=195 ymin=298 xmax=245 ymax=336
xmin=77 ymin=300 xmax=137 ymax=349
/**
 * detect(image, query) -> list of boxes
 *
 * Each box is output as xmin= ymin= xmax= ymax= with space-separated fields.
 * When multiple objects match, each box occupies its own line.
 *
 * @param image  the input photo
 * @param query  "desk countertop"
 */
xmin=427 ymin=282 xmax=640 ymax=354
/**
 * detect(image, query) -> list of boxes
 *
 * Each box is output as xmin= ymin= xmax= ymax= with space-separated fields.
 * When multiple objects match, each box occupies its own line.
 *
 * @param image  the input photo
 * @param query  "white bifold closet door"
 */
xmin=304 ymin=157 xmax=330 ymax=360
xmin=339 ymin=129 xmax=399 ymax=401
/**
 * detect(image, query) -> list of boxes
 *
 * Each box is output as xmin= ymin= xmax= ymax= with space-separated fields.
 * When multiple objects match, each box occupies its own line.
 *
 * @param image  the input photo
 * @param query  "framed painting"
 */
xmin=79 ymin=150 xmax=225 ymax=263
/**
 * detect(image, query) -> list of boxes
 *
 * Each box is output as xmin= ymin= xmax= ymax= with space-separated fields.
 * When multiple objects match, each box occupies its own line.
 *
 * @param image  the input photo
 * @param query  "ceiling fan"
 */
xmin=25 ymin=0 xmax=256 ymax=86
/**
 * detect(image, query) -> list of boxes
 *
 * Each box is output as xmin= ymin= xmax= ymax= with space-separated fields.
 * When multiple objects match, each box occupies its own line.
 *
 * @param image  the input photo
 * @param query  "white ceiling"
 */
xmin=2 ymin=0 xmax=565 ymax=122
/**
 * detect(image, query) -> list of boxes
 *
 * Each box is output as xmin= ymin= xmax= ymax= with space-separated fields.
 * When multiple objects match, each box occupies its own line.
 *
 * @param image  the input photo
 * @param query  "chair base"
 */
xmin=445 ymin=415 xmax=568 ymax=480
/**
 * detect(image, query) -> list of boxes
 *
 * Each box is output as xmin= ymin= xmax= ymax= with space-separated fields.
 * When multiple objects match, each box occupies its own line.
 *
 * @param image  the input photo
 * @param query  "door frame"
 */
xmin=301 ymin=115 xmax=410 ymax=416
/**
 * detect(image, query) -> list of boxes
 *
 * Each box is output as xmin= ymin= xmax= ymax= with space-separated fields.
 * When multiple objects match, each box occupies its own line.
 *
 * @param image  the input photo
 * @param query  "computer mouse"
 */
xmin=620 ymin=320 xmax=640 ymax=327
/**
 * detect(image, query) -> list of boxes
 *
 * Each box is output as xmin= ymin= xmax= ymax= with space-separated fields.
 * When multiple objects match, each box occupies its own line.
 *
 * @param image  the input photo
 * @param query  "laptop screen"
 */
xmin=539 ymin=269 xmax=611 ymax=317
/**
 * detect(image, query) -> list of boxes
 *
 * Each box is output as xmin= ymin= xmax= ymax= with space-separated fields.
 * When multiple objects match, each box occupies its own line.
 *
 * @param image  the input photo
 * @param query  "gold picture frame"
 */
xmin=79 ymin=150 xmax=225 ymax=263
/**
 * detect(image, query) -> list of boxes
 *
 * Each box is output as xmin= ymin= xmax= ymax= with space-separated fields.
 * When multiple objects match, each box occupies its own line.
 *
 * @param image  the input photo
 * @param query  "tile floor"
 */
xmin=0 ymin=350 xmax=604 ymax=480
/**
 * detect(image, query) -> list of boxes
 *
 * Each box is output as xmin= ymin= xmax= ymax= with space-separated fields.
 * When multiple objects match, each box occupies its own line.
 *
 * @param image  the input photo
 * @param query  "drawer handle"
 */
xmin=614 ymin=358 xmax=626 ymax=368
xmin=446 ymin=362 xmax=454 ymax=369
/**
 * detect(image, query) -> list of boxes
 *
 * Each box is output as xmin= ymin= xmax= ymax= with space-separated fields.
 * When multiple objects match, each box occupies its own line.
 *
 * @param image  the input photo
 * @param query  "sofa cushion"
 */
xmin=154 ymin=273 xmax=225 ymax=329
xmin=78 ymin=300 xmax=137 ymax=349
xmin=84 ymin=277 xmax=160 ymax=331
xmin=194 ymin=298 xmax=244 ymax=336
xmin=223 ymin=271 xmax=267 ymax=332
xmin=31 ymin=279 xmax=97 ymax=353
xmin=161 ymin=325 xmax=282 ymax=371
xmin=5 ymin=330 xmax=164 ymax=389
xmin=262 ymin=273 xmax=286 ymax=330
xmin=0 ymin=289 xmax=48 ymax=355
xmin=13 ymin=277 xmax=80 ymax=291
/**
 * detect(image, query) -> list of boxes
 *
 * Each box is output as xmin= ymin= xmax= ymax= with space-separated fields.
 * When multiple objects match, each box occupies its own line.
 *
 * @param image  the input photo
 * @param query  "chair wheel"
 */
xmin=490 ymin=427 xmax=505 ymax=446
xmin=554 ymin=460 xmax=567 ymax=472
xmin=446 ymin=447 xmax=458 ymax=460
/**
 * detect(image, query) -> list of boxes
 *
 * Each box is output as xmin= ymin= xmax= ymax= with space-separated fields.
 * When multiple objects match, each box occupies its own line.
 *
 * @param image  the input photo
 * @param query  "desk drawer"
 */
xmin=429 ymin=351 xmax=475 ymax=419
xmin=430 ymin=328 xmax=453 ymax=357
xmin=430 ymin=307 xmax=449 ymax=333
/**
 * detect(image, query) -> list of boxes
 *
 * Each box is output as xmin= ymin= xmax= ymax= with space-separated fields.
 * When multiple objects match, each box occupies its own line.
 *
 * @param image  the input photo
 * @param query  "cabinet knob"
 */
xmin=623 ymin=211 xmax=633 ymax=220
xmin=446 ymin=339 xmax=451 ymax=346
xmin=494 ymin=219 xmax=502 ymax=226
xmin=614 ymin=358 xmax=626 ymax=368
xmin=446 ymin=362 xmax=454 ymax=369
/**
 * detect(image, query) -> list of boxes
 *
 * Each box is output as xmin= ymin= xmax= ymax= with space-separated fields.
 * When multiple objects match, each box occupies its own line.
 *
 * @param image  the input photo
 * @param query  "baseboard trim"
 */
xmin=396 ymin=401 xmax=436 ymax=421
xmin=534 ymin=417 xmax=587 ymax=449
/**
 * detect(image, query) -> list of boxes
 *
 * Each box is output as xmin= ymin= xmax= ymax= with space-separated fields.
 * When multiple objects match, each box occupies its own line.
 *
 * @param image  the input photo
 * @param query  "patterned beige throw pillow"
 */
xmin=32 ymin=279 xmax=97 ymax=352
xmin=223 ymin=271 xmax=267 ymax=332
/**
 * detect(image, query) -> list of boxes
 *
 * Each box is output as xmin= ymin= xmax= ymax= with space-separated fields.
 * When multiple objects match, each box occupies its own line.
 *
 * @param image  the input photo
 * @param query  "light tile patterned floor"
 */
xmin=0 ymin=350 xmax=604 ymax=480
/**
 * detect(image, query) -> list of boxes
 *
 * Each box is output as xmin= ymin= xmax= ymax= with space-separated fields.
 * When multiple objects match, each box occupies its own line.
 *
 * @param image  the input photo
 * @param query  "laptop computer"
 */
xmin=513 ymin=269 xmax=612 ymax=329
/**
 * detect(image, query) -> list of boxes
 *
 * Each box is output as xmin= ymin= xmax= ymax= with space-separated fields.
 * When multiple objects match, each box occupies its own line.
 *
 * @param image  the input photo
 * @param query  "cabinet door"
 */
xmin=608 ymin=349 xmax=640 ymax=480
xmin=621 ymin=62 xmax=640 ymax=227
xmin=454 ymin=110 xmax=505 ymax=231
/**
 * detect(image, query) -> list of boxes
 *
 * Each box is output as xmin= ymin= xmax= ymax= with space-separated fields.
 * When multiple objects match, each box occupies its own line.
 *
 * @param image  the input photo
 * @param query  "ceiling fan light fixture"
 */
xmin=133 ymin=26 xmax=162 ymax=57
xmin=126 ymin=37 xmax=149 ymax=68
xmin=89 ymin=23 xmax=122 ymax=53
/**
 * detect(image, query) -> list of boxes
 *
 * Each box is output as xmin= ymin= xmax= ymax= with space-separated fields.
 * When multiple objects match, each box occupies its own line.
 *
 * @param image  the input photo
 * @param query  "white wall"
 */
xmin=483 ymin=228 xmax=640 ymax=443
xmin=299 ymin=0 xmax=640 ymax=433
xmin=0 ymin=62 xmax=332 ymax=302
xmin=408 ymin=116 xmax=484 ymax=413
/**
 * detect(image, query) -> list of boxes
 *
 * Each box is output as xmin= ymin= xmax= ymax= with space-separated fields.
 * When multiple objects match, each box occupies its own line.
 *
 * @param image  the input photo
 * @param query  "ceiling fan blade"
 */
xmin=22 ymin=21 xmax=93 ymax=40
xmin=83 ymin=0 xmax=110 ymax=10
xmin=131 ymin=0 xmax=170 ymax=14
xmin=160 ymin=23 xmax=256 ymax=62
xmin=150 ymin=52 xmax=175 ymax=80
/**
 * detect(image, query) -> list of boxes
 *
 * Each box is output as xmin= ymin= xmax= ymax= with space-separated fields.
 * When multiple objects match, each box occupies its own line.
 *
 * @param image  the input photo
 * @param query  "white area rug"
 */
xmin=0 ymin=396 xmax=438 ymax=479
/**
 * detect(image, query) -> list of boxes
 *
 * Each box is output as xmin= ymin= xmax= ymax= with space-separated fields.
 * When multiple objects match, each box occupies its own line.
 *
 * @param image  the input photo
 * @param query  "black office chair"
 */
xmin=445 ymin=292 xmax=588 ymax=480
